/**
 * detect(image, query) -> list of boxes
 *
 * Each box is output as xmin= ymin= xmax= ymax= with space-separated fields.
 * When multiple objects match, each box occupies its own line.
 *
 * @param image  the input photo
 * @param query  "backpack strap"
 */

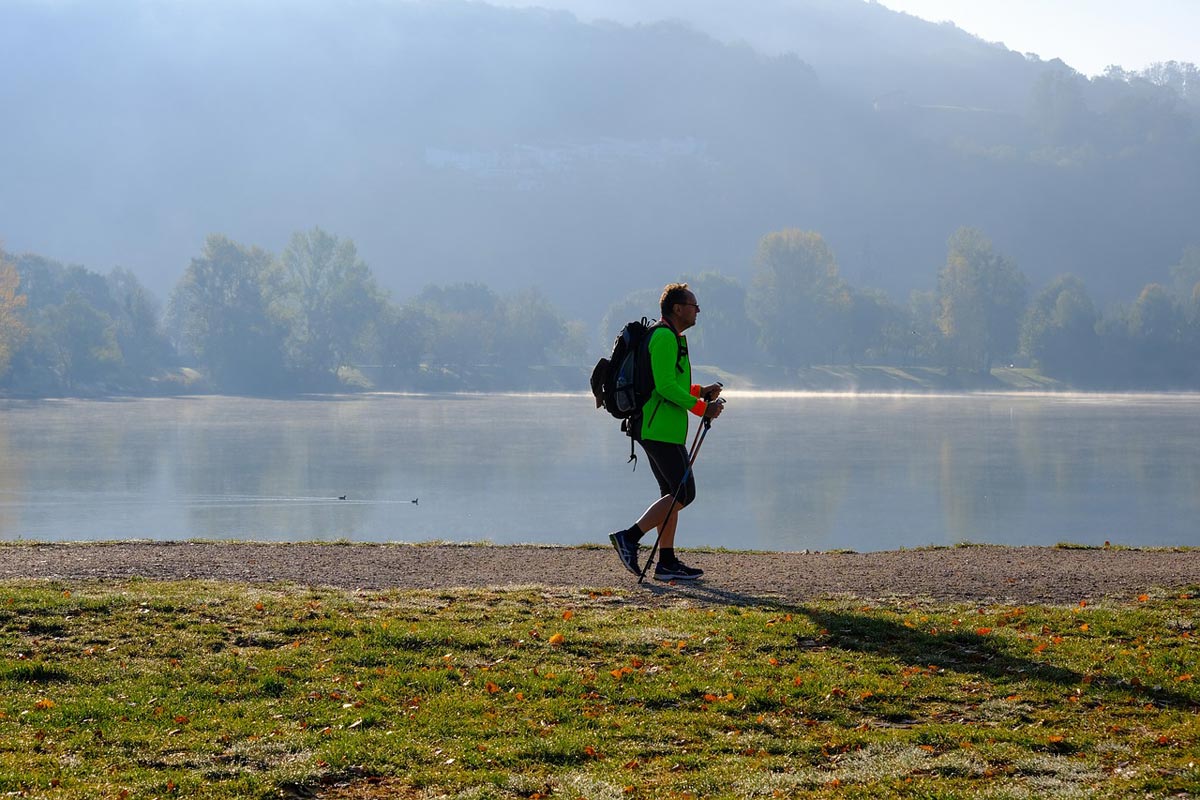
xmin=654 ymin=318 xmax=685 ymax=373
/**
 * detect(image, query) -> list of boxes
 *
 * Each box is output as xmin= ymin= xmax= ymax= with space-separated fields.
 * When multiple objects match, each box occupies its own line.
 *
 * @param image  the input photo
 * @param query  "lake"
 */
xmin=0 ymin=393 xmax=1197 ymax=551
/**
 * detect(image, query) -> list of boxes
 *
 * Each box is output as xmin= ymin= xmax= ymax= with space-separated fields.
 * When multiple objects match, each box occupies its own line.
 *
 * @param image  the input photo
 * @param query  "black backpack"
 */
xmin=590 ymin=318 xmax=675 ymax=466
xmin=590 ymin=317 xmax=656 ymax=420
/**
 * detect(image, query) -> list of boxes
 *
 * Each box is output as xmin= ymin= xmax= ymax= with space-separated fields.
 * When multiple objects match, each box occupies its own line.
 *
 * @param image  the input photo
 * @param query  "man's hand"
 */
xmin=703 ymin=398 xmax=724 ymax=419
xmin=701 ymin=383 xmax=722 ymax=402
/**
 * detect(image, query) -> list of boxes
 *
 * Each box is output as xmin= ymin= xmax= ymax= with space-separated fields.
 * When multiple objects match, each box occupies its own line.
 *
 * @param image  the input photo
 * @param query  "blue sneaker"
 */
xmin=608 ymin=531 xmax=641 ymax=577
xmin=653 ymin=559 xmax=704 ymax=581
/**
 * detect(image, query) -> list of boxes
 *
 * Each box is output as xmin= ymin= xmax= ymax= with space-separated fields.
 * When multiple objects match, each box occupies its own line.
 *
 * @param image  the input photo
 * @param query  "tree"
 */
xmin=0 ymin=251 xmax=29 ymax=381
xmin=937 ymin=227 xmax=1027 ymax=373
xmin=1128 ymin=283 xmax=1180 ymax=345
xmin=107 ymin=267 xmax=174 ymax=378
xmin=1029 ymin=68 xmax=1090 ymax=145
xmin=679 ymin=271 xmax=760 ymax=368
xmin=844 ymin=287 xmax=902 ymax=365
xmin=411 ymin=282 xmax=504 ymax=367
xmin=1019 ymin=275 xmax=1098 ymax=380
xmin=1169 ymin=244 xmax=1200 ymax=300
xmin=370 ymin=303 xmax=432 ymax=380
xmin=1124 ymin=283 xmax=1192 ymax=386
xmin=169 ymin=234 xmax=289 ymax=392
xmin=498 ymin=288 xmax=569 ymax=367
xmin=748 ymin=229 xmax=851 ymax=366
xmin=40 ymin=291 xmax=123 ymax=389
xmin=275 ymin=228 xmax=385 ymax=382
xmin=600 ymin=287 xmax=661 ymax=355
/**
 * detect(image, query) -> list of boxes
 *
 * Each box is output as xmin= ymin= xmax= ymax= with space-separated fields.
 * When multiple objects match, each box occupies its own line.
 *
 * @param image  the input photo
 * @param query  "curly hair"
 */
xmin=659 ymin=282 xmax=691 ymax=319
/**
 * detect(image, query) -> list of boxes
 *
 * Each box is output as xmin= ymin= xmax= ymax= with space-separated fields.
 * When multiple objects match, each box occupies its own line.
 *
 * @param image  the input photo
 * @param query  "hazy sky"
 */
xmin=879 ymin=0 xmax=1200 ymax=76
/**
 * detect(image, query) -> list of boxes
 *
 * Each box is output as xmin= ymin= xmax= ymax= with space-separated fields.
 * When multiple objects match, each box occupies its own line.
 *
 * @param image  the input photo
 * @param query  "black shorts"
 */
xmin=638 ymin=438 xmax=696 ymax=508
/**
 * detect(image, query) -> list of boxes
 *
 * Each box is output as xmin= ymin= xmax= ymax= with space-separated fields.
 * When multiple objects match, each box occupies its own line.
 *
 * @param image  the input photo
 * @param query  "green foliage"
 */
xmin=600 ymin=287 xmax=661 ymax=350
xmin=0 ymin=252 xmax=27 ymax=381
xmin=1 ymin=253 xmax=172 ymax=393
xmin=106 ymin=268 xmax=174 ymax=378
xmin=1169 ymin=245 xmax=1200 ymax=300
xmin=749 ymin=229 xmax=851 ymax=367
xmin=937 ymin=227 xmax=1028 ymax=373
xmin=169 ymin=235 xmax=290 ymax=393
xmin=40 ymin=292 xmax=124 ymax=388
xmin=407 ymin=282 xmax=573 ymax=371
xmin=275 ymin=228 xmax=386 ymax=384
xmin=1020 ymin=275 xmax=1099 ymax=380
xmin=680 ymin=271 xmax=760 ymax=366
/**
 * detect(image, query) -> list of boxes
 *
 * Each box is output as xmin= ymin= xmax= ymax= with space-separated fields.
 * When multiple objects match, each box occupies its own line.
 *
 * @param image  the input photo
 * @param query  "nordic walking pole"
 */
xmin=637 ymin=402 xmax=720 ymax=584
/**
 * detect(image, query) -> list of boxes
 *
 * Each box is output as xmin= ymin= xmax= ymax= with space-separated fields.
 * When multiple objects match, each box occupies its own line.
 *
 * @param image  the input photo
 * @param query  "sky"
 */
xmin=865 ymin=0 xmax=1198 ymax=76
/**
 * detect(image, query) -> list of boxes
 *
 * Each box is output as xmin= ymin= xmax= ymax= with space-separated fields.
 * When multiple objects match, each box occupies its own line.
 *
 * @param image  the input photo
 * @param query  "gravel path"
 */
xmin=1 ymin=542 xmax=1196 ymax=605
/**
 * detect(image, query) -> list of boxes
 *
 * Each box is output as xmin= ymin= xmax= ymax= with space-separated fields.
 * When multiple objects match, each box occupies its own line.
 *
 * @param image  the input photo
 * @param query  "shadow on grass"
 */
xmin=646 ymin=581 xmax=1199 ymax=711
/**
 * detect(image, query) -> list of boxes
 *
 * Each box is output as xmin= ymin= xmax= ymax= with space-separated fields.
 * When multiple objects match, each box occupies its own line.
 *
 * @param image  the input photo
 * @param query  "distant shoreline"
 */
xmin=8 ymin=362 xmax=1200 ymax=400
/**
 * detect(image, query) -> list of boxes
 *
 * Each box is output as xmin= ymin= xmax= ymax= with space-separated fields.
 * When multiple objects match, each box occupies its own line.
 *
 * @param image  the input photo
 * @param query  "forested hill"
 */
xmin=1 ymin=0 xmax=1197 ymax=317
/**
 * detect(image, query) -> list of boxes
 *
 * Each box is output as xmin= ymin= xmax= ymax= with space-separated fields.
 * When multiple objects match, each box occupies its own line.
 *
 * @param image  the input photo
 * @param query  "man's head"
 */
xmin=660 ymin=282 xmax=699 ymax=331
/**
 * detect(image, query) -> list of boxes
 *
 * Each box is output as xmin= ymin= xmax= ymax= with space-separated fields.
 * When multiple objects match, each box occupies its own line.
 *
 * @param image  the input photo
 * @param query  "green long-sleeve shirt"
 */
xmin=640 ymin=325 xmax=707 ymax=444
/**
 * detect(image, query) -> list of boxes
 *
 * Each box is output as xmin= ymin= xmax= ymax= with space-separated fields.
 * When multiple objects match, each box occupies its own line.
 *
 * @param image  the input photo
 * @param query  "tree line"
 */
xmin=0 ymin=230 xmax=586 ymax=395
xmin=610 ymin=227 xmax=1200 ymax=390
xmin=2 ymin=227 xmax=1200 ymax=395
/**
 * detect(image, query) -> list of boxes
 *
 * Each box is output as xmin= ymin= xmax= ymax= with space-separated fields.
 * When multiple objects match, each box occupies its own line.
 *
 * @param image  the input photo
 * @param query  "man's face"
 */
xmin=676 ymin=291 xmax=700 ymax=328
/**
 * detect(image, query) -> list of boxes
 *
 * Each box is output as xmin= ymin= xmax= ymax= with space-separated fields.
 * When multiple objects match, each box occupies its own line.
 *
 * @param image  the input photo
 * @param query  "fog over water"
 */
xmin=1 ymin=394 xmax=1197 ymax=550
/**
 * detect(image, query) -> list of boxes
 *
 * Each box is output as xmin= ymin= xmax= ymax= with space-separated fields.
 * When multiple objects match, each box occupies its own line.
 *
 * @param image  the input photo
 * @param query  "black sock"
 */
xmin=626 ymin=524 xmax=644 ymax=541
xmin=659 ymin=547 xmax=675 ymax=565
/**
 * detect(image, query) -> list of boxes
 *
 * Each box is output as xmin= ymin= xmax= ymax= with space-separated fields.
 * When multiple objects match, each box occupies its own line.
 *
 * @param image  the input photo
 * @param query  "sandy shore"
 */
xmin=0 ymin=542 xmax=1196 ymax=605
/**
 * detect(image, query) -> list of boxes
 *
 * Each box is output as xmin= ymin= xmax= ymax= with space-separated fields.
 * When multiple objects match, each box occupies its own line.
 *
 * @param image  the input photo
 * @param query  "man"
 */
xmin=609 ymin=282 xmax=723 ymax=581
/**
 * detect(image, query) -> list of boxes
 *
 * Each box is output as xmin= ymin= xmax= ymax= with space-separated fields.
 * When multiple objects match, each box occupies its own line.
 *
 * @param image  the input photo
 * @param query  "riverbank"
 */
xmin=2 ymin=542 xmax=1196 ymax=604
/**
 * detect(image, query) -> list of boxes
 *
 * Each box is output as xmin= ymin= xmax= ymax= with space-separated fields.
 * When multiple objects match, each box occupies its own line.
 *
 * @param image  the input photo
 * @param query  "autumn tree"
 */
xmin=0 ymin=250 xmax=29 ymax=380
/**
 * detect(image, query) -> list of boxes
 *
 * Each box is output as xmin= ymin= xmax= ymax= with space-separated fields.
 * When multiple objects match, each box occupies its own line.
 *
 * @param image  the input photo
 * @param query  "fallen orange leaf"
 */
xmin=562 ymin=610 xmax=574 ymax=620
xmin=485 ymin=682 xmax=500 ymax=694
xmin=1137 ymin=594 xmax=1149 ymax=602
xmin=976 ymin=627 xmax=992 ymax=636
xmin=548 ymin=633 xmax=564 ymax=645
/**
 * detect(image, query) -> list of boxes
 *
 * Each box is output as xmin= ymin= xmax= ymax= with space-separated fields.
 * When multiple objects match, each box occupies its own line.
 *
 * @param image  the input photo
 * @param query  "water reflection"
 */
xmin=0 ymin=393 xmax=1198 ymax=549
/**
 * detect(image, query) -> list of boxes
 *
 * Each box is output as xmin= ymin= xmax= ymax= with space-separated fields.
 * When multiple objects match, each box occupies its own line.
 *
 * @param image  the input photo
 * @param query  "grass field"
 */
xmin=1 ymin=579 xmax=1197 ymax=799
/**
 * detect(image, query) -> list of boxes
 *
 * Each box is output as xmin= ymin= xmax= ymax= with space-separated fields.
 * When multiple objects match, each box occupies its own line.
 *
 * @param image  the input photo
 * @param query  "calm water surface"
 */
xmin=1 ymin=393 xmax=1197 ymax=551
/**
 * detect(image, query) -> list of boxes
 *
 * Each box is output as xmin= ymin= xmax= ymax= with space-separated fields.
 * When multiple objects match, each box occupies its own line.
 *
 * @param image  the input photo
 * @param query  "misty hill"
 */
xmin=1 ymin=0 xmax=1197 ymax=318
